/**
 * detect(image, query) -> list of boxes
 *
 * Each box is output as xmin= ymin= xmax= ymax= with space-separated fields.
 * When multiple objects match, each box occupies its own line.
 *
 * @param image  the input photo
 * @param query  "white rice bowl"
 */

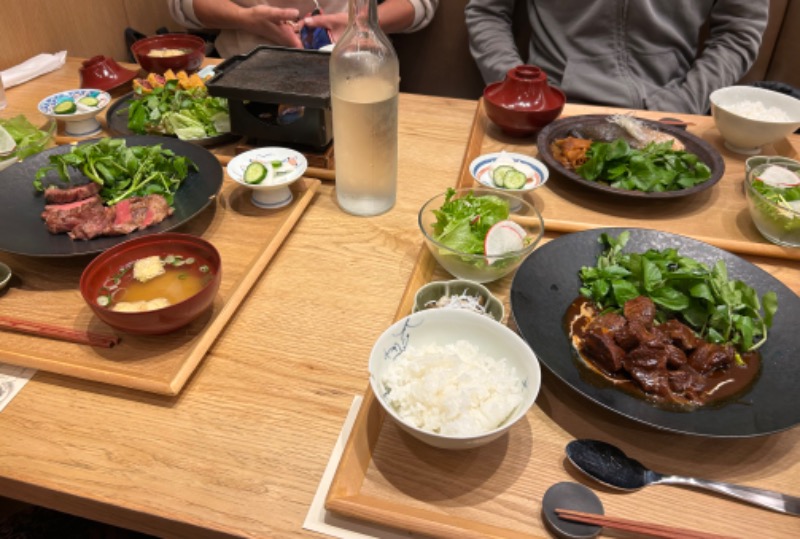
xmin=710 ymin=86 xmax=800 ymax=155
xmin=369 ymin=308 xmax=541 ymax=450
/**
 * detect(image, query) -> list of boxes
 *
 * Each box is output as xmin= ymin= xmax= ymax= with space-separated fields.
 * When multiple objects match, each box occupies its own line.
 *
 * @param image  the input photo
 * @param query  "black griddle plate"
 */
xmin=206 ymin=46 xmax=331 ymax=108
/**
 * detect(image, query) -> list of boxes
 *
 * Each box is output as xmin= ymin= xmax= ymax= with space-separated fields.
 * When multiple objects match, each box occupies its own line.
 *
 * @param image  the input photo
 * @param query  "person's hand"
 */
xmin=242 ymin=6 xmax=303 ymax=48
xmin=302 ymin=12 xmax=349 ymax=43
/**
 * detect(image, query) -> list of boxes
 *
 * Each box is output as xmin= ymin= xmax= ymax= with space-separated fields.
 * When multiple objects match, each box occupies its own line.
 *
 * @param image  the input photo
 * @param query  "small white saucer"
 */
xmin=469 ymin=151 xmax=549 ymax=192
xmin=38 ymin=89 xmax=111 ymax=137
xmin=227 ymin=147 xmax=308 ymax=209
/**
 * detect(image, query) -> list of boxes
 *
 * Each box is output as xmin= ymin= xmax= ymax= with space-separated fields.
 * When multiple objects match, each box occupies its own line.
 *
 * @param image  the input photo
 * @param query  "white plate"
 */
xmin=469 ymin=151 xmax=549 ymax=192
xmin=227 ymin=147 xmax=308 ymax=209
xmin=38 ymin=89 xmax=111 ymax=137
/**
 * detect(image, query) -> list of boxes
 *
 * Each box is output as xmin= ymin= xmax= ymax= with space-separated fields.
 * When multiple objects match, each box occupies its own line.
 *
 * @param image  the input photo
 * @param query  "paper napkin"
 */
xmin=0 ymin=363 xmax=35 ymax=412
xmin=1 ymin=51 xmax=67 ymax=89
xmin=303 ymin=395 xmax=418 ymax=539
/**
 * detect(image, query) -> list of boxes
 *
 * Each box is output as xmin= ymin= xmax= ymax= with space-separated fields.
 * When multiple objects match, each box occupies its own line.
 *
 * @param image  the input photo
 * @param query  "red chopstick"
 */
xmin=0 ymin=315 xmax=120 ymax=348
xmin=555 ymin=509 xmax=737 ymax=539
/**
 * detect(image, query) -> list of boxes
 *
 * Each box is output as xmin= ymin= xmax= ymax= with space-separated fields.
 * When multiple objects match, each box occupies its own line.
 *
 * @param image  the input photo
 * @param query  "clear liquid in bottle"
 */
xmin=330 ymin=0 xmax=399 ymax=216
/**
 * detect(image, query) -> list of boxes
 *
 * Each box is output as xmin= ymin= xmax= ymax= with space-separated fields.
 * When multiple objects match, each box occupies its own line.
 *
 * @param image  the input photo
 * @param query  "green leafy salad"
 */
xmin=34 ymin=138 xmax=196 ymax=206
xmin=750 ymin=171 xmax=800 ymax=234
xmin=0 ymin=115 xmax=54 ymax=168
xmin=577 ymin=139 xmax=712 ymax=192
xmin=127 ymin=78 xmax=229 ymax=141
xmin=432 ymin=188 xmax=511 ymax=257
xmin=579 ymin=232 xmax=777 ymax=354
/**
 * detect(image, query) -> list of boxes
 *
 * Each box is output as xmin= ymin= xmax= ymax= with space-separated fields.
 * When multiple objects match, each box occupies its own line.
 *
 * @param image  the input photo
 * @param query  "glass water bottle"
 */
xmin=330 ymin=0 xmax=399 ymax=216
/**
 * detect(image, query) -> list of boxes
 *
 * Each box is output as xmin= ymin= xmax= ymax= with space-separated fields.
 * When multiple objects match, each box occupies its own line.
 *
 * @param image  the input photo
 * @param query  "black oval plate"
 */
xmin=510 ymin=227 xmax=800 ymax=437
xmin=536 ymin=115 xmax=725 ymax=199
xmin=106 ymin=92 xmax=237 ymax=147
xmin=0 ymin=135 xmax=223 ymax=257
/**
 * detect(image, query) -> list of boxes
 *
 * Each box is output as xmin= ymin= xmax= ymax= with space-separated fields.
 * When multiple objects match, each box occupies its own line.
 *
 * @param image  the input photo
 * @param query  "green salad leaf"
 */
xmin=579 ymin=231 xmax=778 ymax=353
xmin=33 ymin=138 xmax=197 ymax=206
xmin=577 ymin=139 xmax=711 ymax=192
xmin=0 ymin=115 xmax=54 ymax=163
xmin=127 ymin=79 xmax=229 ymax=140
xmin=431 ymin=188 xmax=509 ymax=255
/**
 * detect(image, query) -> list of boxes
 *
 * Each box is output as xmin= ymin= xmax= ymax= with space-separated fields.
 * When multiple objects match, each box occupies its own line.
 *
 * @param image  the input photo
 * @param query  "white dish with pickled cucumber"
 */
xmin=37 ymin=89 xmax=111 ymax=137
xmin=226 ymin=147 xmax=307 ymax=209
xmin=469 ymin=151 xmax=548 ymax=192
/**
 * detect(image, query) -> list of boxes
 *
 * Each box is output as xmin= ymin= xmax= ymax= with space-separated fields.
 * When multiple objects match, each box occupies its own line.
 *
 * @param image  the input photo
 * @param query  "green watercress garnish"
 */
xmin=579 ymin=231 xmax=778 ymax=353
xmin=577 ymin=139 xmax=711 ymax=192
xmin=33 ymin=138 xmax=196 ymax=206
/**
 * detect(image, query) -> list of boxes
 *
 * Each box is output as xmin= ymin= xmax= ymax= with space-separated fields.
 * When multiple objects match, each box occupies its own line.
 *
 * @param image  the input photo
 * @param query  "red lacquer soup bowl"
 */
xmin=80 ymin=233 xmax=222 ymax=335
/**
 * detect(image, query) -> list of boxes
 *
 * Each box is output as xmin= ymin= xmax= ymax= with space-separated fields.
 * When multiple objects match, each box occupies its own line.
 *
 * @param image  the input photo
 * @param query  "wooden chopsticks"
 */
xmin=0 ymin=315 xmax=119 ymax=348
xmin=555 ymin=509 xmax=737 ymax=539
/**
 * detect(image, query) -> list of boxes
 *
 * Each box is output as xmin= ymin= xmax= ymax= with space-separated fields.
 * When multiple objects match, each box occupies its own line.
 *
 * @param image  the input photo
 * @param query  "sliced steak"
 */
xmin=42 ymin=193 xmax=174 ymax=241
xmin=109 ymin=195 xmax=174 ymax=236
xmin=41 ymin=196 xmax=104 ymax=234
xmin=43 ymin=182 xmax=101 ymax=204
xmin=68 ymin=206 xmax=117 ymax=240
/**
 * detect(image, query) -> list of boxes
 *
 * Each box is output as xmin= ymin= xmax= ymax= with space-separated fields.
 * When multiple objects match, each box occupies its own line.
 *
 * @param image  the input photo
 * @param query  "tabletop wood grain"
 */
xmin=0 ymin=58 xmax=798 ymax=539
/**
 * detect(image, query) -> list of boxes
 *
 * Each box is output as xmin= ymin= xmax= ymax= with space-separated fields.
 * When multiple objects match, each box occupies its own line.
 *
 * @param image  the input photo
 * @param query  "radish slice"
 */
xmin=485 ymin=220 xmax=527 ymax=264
xmin=757 ymin=165 xmax=800 ymax=188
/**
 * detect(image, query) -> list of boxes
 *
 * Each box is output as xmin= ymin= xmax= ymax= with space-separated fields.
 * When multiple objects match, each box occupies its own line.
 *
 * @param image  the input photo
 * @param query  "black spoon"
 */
xmin=566 ymin=439 xmax=800 ymax=516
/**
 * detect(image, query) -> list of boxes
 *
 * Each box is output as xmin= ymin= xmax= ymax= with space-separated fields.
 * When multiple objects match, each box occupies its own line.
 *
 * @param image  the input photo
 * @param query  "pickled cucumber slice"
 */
xmin=78 ymin=96 xmax=99 ymax=107
xmin=53 ymin=100 xmax=77 ymax=114
xmin=503 ymin=169 xmax=527 ymax=189
xmin=244 ymin=162 xmax=267 ymax=184
xmin=492 ymin=165 xmax=514 ymax=187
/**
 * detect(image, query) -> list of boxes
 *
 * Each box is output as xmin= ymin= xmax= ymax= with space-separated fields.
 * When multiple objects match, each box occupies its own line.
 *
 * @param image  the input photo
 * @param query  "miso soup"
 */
xmin=147 ymin=48 xmax=190 ymax=58
xmin=97 ymin=254 xmax=214 ymax=313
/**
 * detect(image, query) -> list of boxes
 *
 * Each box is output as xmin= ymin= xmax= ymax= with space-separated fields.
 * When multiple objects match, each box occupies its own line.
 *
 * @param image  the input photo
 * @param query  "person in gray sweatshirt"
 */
xmin=465 ymin=0 xmax=768 ymax=114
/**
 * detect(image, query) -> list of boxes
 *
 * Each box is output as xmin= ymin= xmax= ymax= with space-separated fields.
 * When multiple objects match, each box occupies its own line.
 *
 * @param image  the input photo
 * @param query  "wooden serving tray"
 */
xmin=0 ymin=177 xmax=320 ymax=395
xmin=324 ymin=103 xmax=800 ymax=538
xmin=463 ymin=100 xmax=800 ymax=261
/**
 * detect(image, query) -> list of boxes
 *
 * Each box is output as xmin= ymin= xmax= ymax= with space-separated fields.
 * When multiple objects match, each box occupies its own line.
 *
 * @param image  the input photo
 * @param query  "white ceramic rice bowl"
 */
xmin=369 ymin=308 xmax=541 ymax=450
xmin=710 ymin=86 xmax=800 ymax=155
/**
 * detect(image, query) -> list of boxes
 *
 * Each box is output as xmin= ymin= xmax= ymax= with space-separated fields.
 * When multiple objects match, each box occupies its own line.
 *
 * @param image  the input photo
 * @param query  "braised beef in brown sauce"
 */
xmin=566 ymin=296 xmax=760 ymax=408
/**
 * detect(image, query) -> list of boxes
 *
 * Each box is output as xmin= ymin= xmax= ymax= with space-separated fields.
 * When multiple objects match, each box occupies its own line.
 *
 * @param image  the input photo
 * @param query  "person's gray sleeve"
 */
xmin=168 ymin=0 xmax=206 ymax=30
xmin=404 ymin=0 xmax=440 ymax=33
xmin=645 ymin=0 xmax=768 ymax=114
xmin=465 ymin=0 xmax=523 ymax=84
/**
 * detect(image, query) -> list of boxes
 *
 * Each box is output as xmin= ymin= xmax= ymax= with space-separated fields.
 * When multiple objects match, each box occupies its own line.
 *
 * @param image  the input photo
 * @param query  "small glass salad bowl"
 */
xmin=37 ymin=89 xmax=111 ymax=137
xmin=226 ymin=147 xmax=308 ymax=209
xmin=418 ymin=187 xmax=545 ymax=284
xmin=744 ymin=157 xmax=800 ymax=247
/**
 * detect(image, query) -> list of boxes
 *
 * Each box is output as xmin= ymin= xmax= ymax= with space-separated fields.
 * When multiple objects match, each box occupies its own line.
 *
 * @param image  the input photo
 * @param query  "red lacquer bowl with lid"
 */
xmin=483 ymin=65 xmax=566 ymax=137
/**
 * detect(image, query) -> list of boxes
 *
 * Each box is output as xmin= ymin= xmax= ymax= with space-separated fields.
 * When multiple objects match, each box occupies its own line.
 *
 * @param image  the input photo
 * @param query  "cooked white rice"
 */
xmin=724 ymin=100 xmax=792 ymax=122
xmin=380 ymin=340 xmax=524 ymax=437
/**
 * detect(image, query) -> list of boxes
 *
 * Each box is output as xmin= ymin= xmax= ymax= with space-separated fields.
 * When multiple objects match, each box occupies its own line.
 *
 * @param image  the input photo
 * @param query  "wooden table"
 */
xmin=0 ymin=58 xmax=798 ymax=538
